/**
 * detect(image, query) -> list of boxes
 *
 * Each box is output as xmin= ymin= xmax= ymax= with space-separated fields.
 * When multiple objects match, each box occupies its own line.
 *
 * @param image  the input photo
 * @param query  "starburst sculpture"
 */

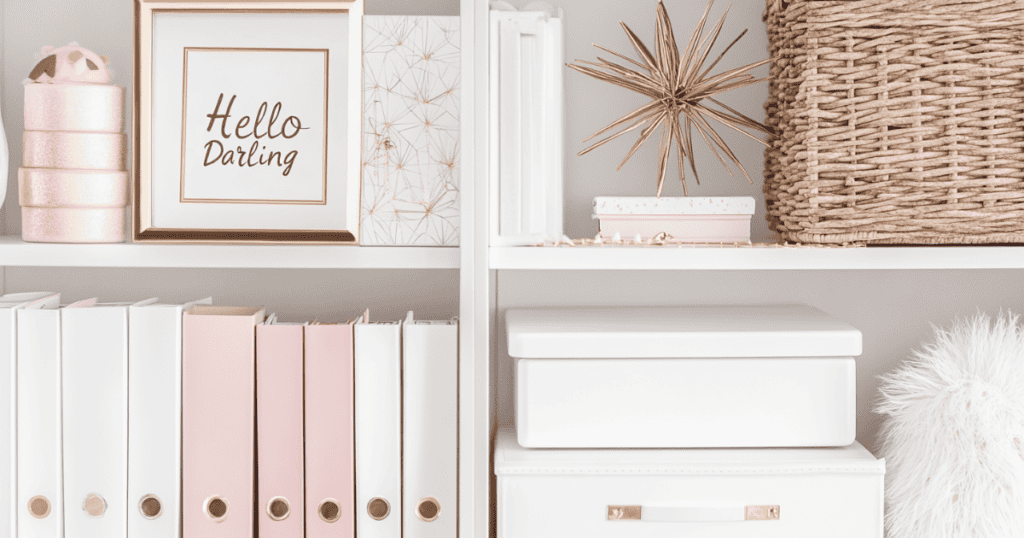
xmin=569 ymin=0 xmax=772 ymax=196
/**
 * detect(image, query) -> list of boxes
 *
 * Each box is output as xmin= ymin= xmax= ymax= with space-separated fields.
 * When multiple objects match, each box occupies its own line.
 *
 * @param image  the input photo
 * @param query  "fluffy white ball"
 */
xmin=878 ymin=312 xmax=1024 ymax=538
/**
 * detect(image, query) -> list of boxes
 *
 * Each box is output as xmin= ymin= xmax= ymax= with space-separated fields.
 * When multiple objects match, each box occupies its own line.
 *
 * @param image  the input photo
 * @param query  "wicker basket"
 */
xmin=764 ymin=0 xmax=1024 ymax=244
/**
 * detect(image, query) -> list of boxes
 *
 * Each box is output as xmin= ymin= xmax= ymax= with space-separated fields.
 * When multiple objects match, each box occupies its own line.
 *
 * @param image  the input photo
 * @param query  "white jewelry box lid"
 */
xmin=506 ymin=305 xmax=862 ymax=359
xmin=494 ymin=428 xmax=884 ymax=476
xmin=593 ymin=197 xmax=756 ymax=216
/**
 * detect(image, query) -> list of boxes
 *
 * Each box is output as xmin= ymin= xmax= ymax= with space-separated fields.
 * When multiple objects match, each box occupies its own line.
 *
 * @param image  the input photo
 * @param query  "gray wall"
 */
xmin=558 ymin=0 xmax=775 ymax=241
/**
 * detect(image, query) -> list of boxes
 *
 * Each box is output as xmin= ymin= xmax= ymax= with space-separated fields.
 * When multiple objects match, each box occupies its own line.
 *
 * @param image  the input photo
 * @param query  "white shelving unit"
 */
xmin=3 ymin=2 xmax=1023 ymax=537
xmin=0 ymin=236 xmax=460 ymax=269
xmin=489 ymin=245 xmax=1024 ymax=271
xmin=460 ymin=2 xmax=1024 ymax=537
xmin=9 ymin=238 xmax=1024 ymax=272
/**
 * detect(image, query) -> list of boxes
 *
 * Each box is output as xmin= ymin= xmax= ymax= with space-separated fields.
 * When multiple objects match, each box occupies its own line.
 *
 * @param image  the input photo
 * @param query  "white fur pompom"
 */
xmin=877 ymin=312 xmax=1024 ymax=538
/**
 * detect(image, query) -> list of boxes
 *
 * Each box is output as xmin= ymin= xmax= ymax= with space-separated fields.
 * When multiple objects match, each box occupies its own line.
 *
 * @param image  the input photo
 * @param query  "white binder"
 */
xmin=127 ymin=298 xmax=212 ymax=538
xmin=354 ymin=316 xmax=403 ymax=538
xmin=1 ymin=293 xmax=59 ymax=538
xmin=18 ymin=298 xmax=92 ymax=538
xmin=402 ymin=313 xmax=458 ymax=538
xmin=63 ymin=299 xmax=156 ymax=538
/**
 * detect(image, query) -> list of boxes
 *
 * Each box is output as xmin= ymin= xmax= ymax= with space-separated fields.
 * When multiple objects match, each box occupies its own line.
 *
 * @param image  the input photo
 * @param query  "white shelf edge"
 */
xmin=489 ymin=245 xmax=1024 ymax=271
xmin=0 ymin=236 xmax=460 ymax=269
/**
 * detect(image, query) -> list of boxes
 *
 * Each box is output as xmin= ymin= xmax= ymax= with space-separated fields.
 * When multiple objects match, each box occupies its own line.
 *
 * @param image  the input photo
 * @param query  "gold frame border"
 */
xmin=133 ymin=0 xmax=363 ymax=244
xmin=179 ymin=47 xmax=330 ymax=206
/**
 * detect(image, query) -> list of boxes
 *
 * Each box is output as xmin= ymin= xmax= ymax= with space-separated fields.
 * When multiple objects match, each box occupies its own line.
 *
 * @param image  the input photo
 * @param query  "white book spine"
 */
xmin=62 ymin=306 xmax=130 ymax=538
xmin=128 ymin=301 xmax=205 ymax=538
xmin=402 ymin=316 xmax=459 ymax=538
xmin=491 ymin=10 xmax=565 ymax=246
xmin=355 ymin=322 xmax=403 ymax=538
xmin=499 ymin=14 xmax=524 ymax=238
xmin=544 ymin=13 xmax=564 ymax=238
xmin=17 ymin=309 xmax=63 ymax=538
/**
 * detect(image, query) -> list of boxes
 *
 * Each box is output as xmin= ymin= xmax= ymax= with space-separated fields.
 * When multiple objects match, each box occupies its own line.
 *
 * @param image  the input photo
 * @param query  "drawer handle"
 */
xmin=608 ymin=505 xmax=780 ymax=522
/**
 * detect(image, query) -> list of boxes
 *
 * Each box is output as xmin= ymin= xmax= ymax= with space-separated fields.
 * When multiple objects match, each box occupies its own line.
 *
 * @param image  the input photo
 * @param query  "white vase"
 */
xmin=0 ymin=108 xmax=7 ymax=216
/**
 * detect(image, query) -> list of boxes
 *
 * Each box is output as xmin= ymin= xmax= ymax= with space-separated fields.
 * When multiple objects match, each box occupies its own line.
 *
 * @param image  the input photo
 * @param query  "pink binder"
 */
xmin=256 ymin=321 xmax=306 ymax=538
xmin=182 ymin=306 xmax=265 ymax=538
xmin=304 ymin=322 xmax=356 ymax=538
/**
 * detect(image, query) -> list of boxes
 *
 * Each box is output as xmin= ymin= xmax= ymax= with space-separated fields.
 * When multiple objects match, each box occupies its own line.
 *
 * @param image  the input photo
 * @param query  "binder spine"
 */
xmin=128 ymin=306 xmax=186 ymax=538
xmin=304 ymin=323 xmax=355 ymax=538
xmin=403 ymin=319 xmax=459 ymax=538
xmin=16 ymin=310 xmax=63 ymax=538
xmin=2 ymin=310 xmax=16 ymax=538
xmin=257 ymin=324 xmax=305 ymax=538
xmin=182 ymin=308 xmax=262 ymax=538
xmin=355 ymin=322 xmax=403 ymax=538
xmin=61 ymin=307 xmax=130 ymax=538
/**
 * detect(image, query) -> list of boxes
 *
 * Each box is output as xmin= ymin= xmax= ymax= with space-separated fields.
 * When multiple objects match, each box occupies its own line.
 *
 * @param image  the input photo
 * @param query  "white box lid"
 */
xmin=494 ymin=429 xmax=884 ymax=476
xmin=593 ymin=196 xmax=756 ymax=216
xmin=506 ymin=305 xmax=862 ymax=359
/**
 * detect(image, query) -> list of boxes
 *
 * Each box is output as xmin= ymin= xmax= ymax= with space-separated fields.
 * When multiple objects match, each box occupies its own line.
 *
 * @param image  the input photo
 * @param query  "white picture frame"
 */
xmin=133 ymin=0 xmax=363 ymax=243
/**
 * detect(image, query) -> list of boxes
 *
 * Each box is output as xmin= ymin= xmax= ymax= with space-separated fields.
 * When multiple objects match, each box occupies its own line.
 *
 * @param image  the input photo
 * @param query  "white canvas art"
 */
xmin=362 ymin=16 xmax=461 ymax=246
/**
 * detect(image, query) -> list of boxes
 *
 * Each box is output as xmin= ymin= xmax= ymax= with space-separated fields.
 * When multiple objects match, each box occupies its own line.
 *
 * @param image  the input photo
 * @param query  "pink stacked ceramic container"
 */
xmin=19 ymin=45 xmax=127 ymax=243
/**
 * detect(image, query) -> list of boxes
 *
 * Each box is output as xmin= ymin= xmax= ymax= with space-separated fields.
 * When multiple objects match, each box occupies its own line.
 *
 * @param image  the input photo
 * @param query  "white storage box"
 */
xmin=593 ymin=196 xmax=754 ymax=242
xmin=495 ymin=428 xmax=885 ymax=538
xmin=506 ymin=305 xmax=861 ymax=448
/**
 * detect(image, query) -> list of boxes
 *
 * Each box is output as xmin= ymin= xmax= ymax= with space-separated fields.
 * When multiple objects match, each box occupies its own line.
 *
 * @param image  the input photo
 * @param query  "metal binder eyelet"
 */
xmin=367 ymin=497 xmax=390 ymax=521
xmin=607 ymin=505 xmax=641 ymax=520
xmin=140 ymin=495 xmax=163 ymax=519
xmin=268 ymin=496 xmax=291 ymax=521
xmin=416 ymin=497 xmax=441 ymax=522
xmin=204 ymin=495 xmax=229 ymax=522
xmin=745 ymin=505 xmax=781 ymax=521
xmin=319 ymin=499 xmax=341 ymax=523
xmin=28 ymin=496 xmax=51 ymax=519
xmin=83 ymin=493 xmax=107 ymax=517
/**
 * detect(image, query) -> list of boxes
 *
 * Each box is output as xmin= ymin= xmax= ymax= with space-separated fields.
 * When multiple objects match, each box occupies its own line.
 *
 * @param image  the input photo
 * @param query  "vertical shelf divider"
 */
xmin=460 ymin=0 xmax=493 ymax=536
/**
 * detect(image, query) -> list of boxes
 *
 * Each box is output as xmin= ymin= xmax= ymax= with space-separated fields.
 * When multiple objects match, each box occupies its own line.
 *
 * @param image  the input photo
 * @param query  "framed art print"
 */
xmin=133 ymin=0 xmax=363 ymax=243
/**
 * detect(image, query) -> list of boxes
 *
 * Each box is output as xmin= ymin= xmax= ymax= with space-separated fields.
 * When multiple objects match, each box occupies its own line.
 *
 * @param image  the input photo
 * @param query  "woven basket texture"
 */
xmin=764 ymin=0 xmax=1024 ymax=244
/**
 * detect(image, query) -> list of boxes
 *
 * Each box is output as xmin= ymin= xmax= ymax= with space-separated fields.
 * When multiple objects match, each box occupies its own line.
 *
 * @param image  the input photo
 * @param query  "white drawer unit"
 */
xmin=495 ymin=428 xmax=885 ymax=538
xmin=506 ymin=305 xmax=862 ymax=448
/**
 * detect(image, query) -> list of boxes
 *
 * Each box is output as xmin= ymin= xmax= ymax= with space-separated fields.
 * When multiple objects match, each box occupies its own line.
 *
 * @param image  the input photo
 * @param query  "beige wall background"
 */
xmin=2 ymin=0 xmax=1022 ymax=452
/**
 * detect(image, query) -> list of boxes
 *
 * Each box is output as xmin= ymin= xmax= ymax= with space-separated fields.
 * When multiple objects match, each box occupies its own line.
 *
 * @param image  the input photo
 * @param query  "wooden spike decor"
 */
xmin=569 ymin=0 xmax=772 ymax=196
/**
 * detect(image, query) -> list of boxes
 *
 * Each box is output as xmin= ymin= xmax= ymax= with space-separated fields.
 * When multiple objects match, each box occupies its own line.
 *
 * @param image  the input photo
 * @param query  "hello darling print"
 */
xmin=180 ymin=48 xmax=329 ymax=204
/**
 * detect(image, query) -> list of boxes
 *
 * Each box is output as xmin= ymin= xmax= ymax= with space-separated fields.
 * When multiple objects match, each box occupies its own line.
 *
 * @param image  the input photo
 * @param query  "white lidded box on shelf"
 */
xmin=495 ymin=428 xmax=884 ymax=538
xmin=506 ymin=305 xmax=861 ymax=448
xmin=593 ymin=196 xmax=755 ymax=242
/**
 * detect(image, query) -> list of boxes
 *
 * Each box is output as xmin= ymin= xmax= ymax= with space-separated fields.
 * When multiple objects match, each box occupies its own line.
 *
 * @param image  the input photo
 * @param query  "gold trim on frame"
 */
xmin=179 ymin=47 xmax=330 ymax=205
xmin=132 ymin=0 xmax=363 ymax=244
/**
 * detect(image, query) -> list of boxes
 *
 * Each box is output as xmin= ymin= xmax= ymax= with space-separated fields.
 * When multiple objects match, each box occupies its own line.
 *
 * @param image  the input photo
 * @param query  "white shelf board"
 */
xmin=0 ymin=236 xmax=460 ymax=269
xmin=490 ymin=245 xmax=1024 ymax=271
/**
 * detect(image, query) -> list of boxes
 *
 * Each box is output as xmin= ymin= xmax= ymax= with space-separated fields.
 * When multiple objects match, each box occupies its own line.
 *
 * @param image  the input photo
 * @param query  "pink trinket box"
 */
xmin=593 ymin=196 xmax=755 ymax=242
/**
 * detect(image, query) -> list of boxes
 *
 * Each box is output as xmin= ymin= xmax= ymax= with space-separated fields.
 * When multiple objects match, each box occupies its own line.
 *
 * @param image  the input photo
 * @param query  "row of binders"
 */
xmin=0 ymin=292 xmax=458 ymax=538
